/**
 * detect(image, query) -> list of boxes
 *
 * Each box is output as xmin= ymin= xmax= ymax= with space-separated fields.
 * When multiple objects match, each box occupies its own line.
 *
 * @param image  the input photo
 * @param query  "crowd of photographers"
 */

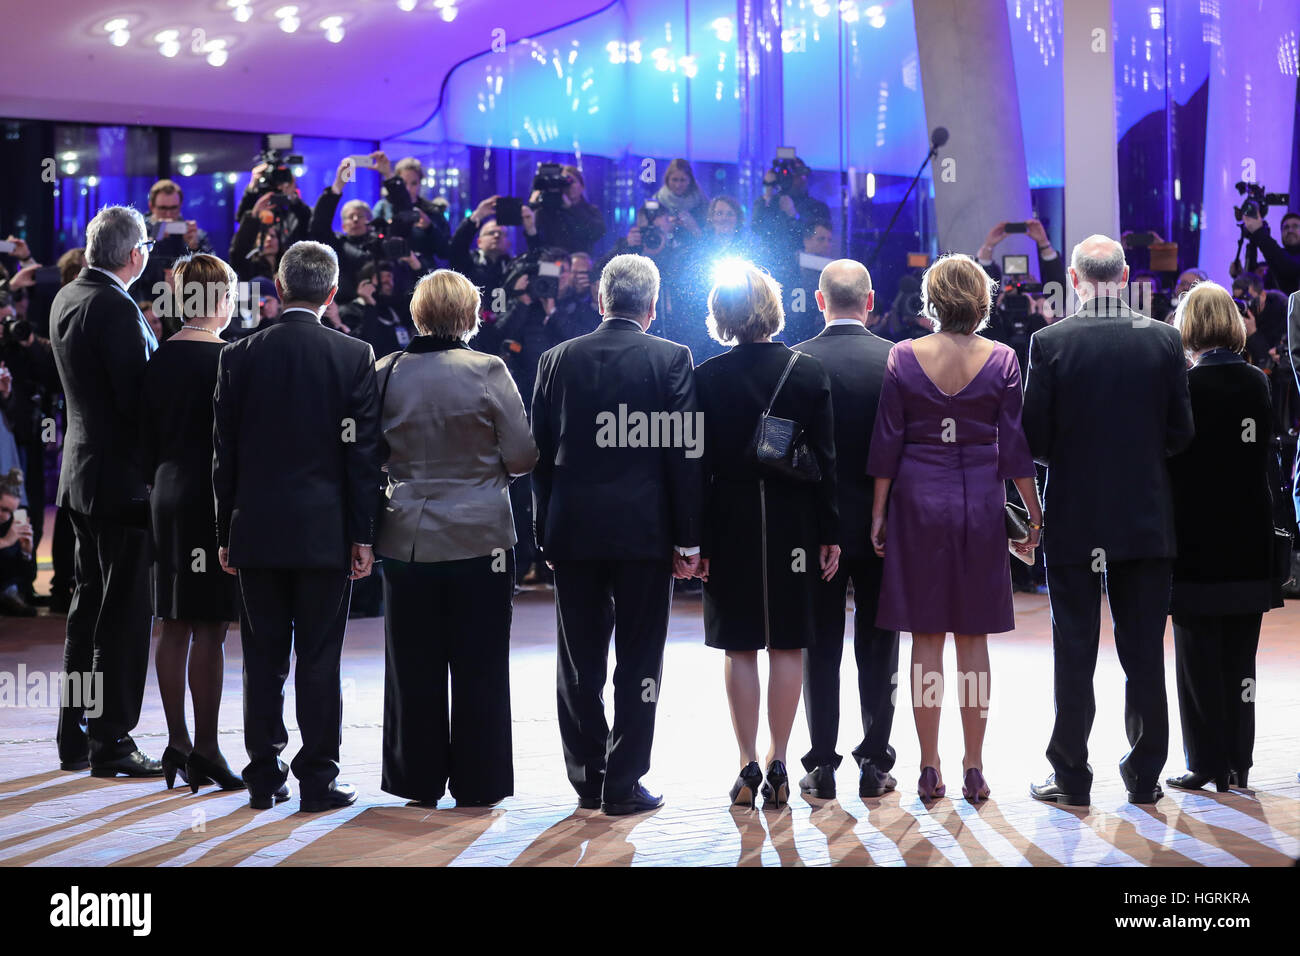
xmin=1 ymin=143 xmax=1299 ymax=612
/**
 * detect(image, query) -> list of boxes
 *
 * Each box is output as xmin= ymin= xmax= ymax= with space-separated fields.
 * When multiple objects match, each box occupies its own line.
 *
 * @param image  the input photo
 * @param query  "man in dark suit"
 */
xmin=531 ymin=253 xmax=703 ymax=816
xmin=213 ymin=240 xmax=383 ymax=812
xmin=793 ymin=259 xmax=900 ymax=800
xmin=1023 ymin=234 xmax=1194 ymax=806
xmin=49 ymin=205 xmax=161 ymax=776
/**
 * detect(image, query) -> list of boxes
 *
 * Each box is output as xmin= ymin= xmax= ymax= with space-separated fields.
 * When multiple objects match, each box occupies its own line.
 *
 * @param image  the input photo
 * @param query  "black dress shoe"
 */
xmin=1029 ymin=773 xmax=1090 ymax=807
xmin=799 ymin=764 xmax=836 ymax=799
xmin=249 ymin=783 xmax=292 ymax=810
xmin=59 ymin=759 xmax=89 ymax=772
xmin=1127 ymin=785 xmax=1163 ymax=805
xmin=90 ymin=750 xmax=164 ymax=778
xmin=186 ymin=751 xmax=245 ymax=793
xmin=161 ymin=746 xmax=204 ymax=790
xmin=1166 ymin=770 xmax=1230 ymax=793
xmin=602 ymin=782 xmax=664 ymax=816
xmin=300 ymin=782 xmax=358 ymax=813
xmin=859 ymin=762 xmax=898 ymax=798
xmin=577 ymin=796 xmax=602 ymax=810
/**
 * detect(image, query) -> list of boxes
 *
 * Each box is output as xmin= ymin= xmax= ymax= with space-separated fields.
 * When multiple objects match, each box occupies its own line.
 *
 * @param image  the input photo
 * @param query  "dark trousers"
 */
xmin=509 ymin=475 xmax=536 ymax=583
xmin=1045 ymin=558 xmax=1171 ymax=793
xmin=237 ymin=568 xmax=352 ymax=798
xmin=801 ymin=554 xmax=900 ymax=773
xmin=552 ymin=559 xmax=673 ymax=802
xmin=56 ymin=510 xmax=153 ymax=764
xmin=381 ymin=552 xmax=515 ymax=803
xmin=1171 ymin=612 xmax=1261 ymax=778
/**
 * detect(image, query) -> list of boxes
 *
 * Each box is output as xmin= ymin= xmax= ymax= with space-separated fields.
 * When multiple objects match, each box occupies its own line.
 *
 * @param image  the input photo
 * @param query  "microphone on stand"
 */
xmin=868 ymin=126 xmax=950 ymax=267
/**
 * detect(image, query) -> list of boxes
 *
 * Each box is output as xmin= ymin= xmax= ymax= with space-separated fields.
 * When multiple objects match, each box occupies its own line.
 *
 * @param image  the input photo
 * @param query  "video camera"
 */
xmin=252 ymin=134 xmax=304 ymax=218
xmin=531 ymin=162 xmax=573 ymax=211
xmin=503 ymin=248 xmax=563 ymax=301
xmin=1234 ymin=181 xmax=1290 ymax=223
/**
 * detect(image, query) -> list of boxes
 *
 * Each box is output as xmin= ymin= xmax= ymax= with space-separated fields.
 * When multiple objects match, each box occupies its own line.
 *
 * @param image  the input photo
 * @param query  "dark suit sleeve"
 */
xmin=212 ymin=346 xmax=237 ymax=549
xmin=99 ymin=300 xmax=151 ymax=423
xmin=1164 ymin=333 xmax=1195 ymax=457
xmin=664 ymin=345 xmax=703 ymax=549
xmin=345 ymin=345 xmax=383 ymax=546
xmin=805 ymin=360 xmax=839 ymax=544
xmin=310 ymin=188 xmax=343 ymax=244
xmin=1022 ymin=331 xmax=1053 ymax=466
xmin=138 ymin=370 xmax=159 ymax=484
xmin=1038 ymin=249 xmax=1067 ymax=299
xmin=449 ymin=216 xmax=478 ymax=275
xmin=1289 ymin=292 xmax=1300 ymax=381
xmin=530 ymin=352 xmax=554 ymax=554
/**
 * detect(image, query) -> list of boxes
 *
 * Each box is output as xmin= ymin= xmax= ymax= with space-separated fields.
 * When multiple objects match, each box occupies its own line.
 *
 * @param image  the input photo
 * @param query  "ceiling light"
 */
xmin=62 ymin=162 xmax=79 ymax=175
xmin=319 ymin=15 xmax=343 ymax=29
xmin=61 ymin=151 xmax=77 ymax=161
xmin=440 ymin=5 xmax=458 ymax=21
xmin=177 ymin=154 xmax=196 ymax=164
xmin=153 ymin=29 xmax=179 ymax=43
xmin=179 ymin=163 xmax=197 ymax=176
xmin=280 ymin=16 xmax=300 ymax=32
xmin=160 ymin=40 xmax=180 ymax=57
xmin=103 ymin=17 xmax=129 ymax=32
xmin=326 ymin=26 xmax=344 ymax=42
xmin=274 ymin=4 xmax=298 ymax=16
xmin=109 ymin=29 xmax=130 ymax=46
xmin=87 ymin=175 xmax=100 ymax=187
xmin=397 ymin=0 xmax=417 ymax=10
xmin=233 ymin=5 xmax=252 ymax=22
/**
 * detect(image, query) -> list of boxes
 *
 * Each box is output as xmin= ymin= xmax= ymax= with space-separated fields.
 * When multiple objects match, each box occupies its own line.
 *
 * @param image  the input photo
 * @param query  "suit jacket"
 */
xmin=794 ymin=322 xmax=892 ymax=558
xmin=1022 ymin=295 xmax=1194 ymax=565
xmin=375 ymin=337 xmax=538 ymax=563
xmin=1167 ymin=353 xmax=1274 ymax=614
xmin=531 ymin=317 xmax=702 ymax=561
xmin=50 ymin=268 xmax=159 ymax=522
xmin=213 ymin=308 xmax=383 ymax=569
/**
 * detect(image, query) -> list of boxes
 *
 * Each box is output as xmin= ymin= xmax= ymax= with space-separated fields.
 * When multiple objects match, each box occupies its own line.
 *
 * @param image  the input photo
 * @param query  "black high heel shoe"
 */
xmin=186 ymin=751 xmax=246 ymax=793
xmin=1165 ymin=770 xmax=1231 ymax=793
xmin=761 ymin=759 xmax=790 ymax=809
xmin=729 ymin=761 xmax=763 ymax=809
xmin=161 ymin=746 xmax=199 ymax=790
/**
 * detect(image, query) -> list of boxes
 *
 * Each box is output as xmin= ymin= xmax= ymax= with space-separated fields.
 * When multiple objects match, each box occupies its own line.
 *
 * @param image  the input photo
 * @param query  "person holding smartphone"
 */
xmin=0 ymin=468 xmax=36 ymax=616
xmin=129 ymin=180 xmax=214 ymax=301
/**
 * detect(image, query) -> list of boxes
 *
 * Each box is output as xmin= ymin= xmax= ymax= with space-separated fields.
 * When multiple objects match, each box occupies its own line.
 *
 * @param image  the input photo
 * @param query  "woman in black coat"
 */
xmin=694 ymin=262 xmax=839 ymax=809
xmin=1166 ymin=281 xmax=1278 ymax=792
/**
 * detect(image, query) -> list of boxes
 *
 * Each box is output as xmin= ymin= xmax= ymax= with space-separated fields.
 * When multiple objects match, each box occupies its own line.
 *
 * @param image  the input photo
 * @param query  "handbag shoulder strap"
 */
xmin=763 ymin=351 xmax=800 ymax=416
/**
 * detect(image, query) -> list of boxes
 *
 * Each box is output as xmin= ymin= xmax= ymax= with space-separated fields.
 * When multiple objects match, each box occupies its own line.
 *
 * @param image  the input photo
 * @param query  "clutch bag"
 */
xmin=1005 ymin=501 xmax=1034 ymax=566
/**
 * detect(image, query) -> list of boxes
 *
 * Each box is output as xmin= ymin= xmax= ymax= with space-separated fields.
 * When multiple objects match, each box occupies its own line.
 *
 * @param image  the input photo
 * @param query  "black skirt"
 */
xmin=703 ymin=476 xmax=820 ymax=651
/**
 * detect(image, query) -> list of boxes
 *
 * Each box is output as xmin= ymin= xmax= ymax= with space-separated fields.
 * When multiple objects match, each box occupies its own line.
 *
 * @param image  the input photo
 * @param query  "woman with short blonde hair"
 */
xmin=694 ymin=260 xmax=840 ymax=809
xmin=410 ymin=269 xmax=481 ymax=340
xmin=374 ymin=267 xmax=538 ymax=806
xmin=920 ymin=254 xmax=998 ymax=335
xmin=1165 ymin=279 xmax=1275 ymax=793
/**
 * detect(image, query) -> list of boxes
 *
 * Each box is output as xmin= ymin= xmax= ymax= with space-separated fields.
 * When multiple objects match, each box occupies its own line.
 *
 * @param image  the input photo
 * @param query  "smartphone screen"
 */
xmin=0 ymin=241 xmax=14 ymax=254
xmin=13 ymin=509 xmax=27 ymax=526
xmin=348 ymin=154 xmax=377 ymax=169
xmin=1004 ymin=222 xmax=1028 ymax=234
xmin=165 ymin=221 xmax=188 ymax=235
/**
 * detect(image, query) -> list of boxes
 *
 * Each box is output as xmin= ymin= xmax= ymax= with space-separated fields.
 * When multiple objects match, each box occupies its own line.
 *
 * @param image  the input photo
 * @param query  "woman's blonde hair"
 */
xmin=1174 ymin=280 xmax=1246 ymax=354
xmin=706 ymin=261 xmax=784 ymax=345
xmin=411 ymin=269 xmax=481 ymax=340
xmin=172 ymin=253 xmax=238 ymax=321
xmin=920 ymin=253 xmax=995 ymax=334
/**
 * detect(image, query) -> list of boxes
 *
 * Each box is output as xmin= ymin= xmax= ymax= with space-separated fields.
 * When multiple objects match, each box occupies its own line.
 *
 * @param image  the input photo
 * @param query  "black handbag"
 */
xmin=1005 ymin=501 xmax=1034 ymax=566
xmin=1272 ymin=526 xmax=1295 ymax=607
xmin=747 ymin=351 xmax=822 ymax=483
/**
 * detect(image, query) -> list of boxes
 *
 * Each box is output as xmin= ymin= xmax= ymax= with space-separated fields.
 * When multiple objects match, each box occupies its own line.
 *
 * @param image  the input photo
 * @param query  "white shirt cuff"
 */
xmin=675 ymin=546 xmax=700 ymax=556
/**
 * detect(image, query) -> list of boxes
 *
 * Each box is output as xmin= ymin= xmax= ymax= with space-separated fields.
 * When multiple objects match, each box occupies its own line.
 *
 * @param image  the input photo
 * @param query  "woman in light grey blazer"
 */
xmin=376 ymin=269 xmax=538 ymax=807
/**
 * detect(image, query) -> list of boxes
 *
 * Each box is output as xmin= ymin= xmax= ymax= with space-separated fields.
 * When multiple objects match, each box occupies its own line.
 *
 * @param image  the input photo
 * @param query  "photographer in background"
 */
xmin=654 ymin=158 xmax=708 ymax=238
xmin=975 ymin=219 xmax=1067 ymax=293
xmin=373 ymin=157 xmax=452 ymax=265
xmin=229 ymin=195 xmax=286 ymax=284
xmin=751 ymin=153 xmax=830 ymax=268
xmin=232 ymin=157 xmax=313 ymax=252
xmin=1233 ymin=270 xmax=1288 ymax=351
xmin=310 ymin=152 xmax=413 ymax=301
xmin=779 ymin=219 xmax=834 ymax=345
xmin=1238 ymin=210 xmax=1300 ymax=296
xmin=129 ymin=180 xmax=214 ymax=300
xmin=0 ymin=468 xmax=36 ymax=617
xmin=340 ymin=261 xmax=415 ymax=360
xmin=0 ymin=309 xmax=59 ymax=562
xmin=449 ymin=195 xmax=541 ymax=318
xmin=530 ymin=163 xmax=605 ymax=254
xmin=548 ymin=251 xmax=602 ymax=342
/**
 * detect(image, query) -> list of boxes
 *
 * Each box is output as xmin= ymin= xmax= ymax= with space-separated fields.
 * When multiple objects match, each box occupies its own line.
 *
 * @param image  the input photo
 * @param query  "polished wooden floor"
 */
xmin=1 ymin=576 xmax=1297 ymax=867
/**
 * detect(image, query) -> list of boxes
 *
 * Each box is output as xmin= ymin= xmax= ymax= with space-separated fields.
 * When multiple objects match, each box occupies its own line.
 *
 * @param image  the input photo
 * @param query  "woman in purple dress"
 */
xmin=866 ymin=254 xmax=1042 ymax=803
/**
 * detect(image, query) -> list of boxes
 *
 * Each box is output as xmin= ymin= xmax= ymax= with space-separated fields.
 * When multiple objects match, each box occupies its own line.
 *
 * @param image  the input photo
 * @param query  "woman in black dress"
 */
xmin=1166 ymin=281 xmax=1278 ymax=792
xmin=140 ymin=254 xmax=244 ymax=793
xmin=694 ymin=262 xmax=839 ymax=809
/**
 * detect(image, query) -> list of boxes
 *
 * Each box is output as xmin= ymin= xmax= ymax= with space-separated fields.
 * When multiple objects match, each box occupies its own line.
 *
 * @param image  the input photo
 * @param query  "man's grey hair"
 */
xmin=1070 ymin=235 xmax=1127 ymax=284
xmin=277 ymin=241 xmax=339 ymax=305
xmin=599 ymin=253 xmax=660 ymax=318
xmin=819 ymin=259 xmax=873 ymax=312
xmin=85 ymin=205 xmax=146 ymax=271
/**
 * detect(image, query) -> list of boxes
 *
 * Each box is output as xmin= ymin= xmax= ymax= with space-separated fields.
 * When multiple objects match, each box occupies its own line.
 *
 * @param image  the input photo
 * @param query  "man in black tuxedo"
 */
xmin=793 ymin=259 xmax=900 ymax=800
xmin=49 ymin=205 xmax=161 ymax=776
xmin=1023 ymin=235 xmax=1194 ymax=806
xmin=213 ymin=240 xmax=382 ymax=812
xmin=531 ymin=253 xmax=703 ymax=816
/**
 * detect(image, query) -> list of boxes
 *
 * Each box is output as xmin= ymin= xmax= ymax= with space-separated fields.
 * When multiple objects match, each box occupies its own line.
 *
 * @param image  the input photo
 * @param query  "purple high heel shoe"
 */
xmin=962 ymin=767 xmax=990 ymax=802
xmin=918 ymin=766 xmax=946 ymax=801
